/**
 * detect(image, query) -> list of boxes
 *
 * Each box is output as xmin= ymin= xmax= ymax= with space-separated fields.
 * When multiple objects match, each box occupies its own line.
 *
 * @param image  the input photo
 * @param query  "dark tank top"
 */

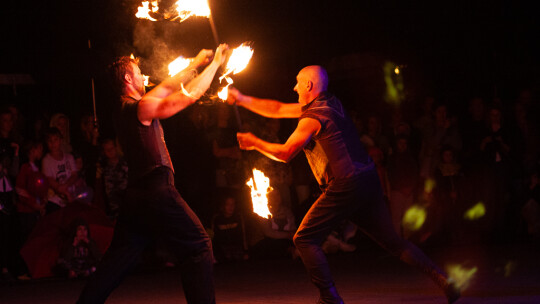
xmin=116 ymin=96 xmax=174 ymax=183
xmin=300 ymin=92 xmax=374 ymax=188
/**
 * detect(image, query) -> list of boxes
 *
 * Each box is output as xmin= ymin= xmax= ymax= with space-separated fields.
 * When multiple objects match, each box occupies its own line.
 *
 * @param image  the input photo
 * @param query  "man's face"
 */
xmin=129 ymin=62 xmax=146 ymax=96
xmin=294 ymin=71 xmax=310 ymax=105
xmin=102 ymin=141 xmax=117 ymax=160
xmin=0 ymin=113 xmax=13 ymax=133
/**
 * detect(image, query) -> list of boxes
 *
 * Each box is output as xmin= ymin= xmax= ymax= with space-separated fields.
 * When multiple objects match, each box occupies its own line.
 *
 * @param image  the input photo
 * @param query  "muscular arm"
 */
xmin=237 ymin=118 xmax=320 ymax=163
xmin=138 ymin=45 xmax=227 ymax=125
xmin=228 ymin=87 xmax=303 ymax=119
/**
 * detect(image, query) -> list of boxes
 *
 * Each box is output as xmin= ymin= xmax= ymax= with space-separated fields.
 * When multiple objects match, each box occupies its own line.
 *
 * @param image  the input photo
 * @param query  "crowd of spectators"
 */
xmin=1 ymin=86 xmax=540 ymax=281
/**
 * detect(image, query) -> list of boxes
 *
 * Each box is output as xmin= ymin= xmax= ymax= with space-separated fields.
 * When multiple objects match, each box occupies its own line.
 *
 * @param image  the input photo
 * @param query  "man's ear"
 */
xmin=123 ymin=73 xmax=131 ymax=84
xmin=307 ymin=80 xmax=313 ymax=92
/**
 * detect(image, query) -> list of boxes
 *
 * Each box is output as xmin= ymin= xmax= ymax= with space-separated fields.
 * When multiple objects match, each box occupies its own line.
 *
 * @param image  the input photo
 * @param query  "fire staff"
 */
xmin=227 ymin=65 xmax=460 ymax=304
xmin=77 ymin=44 xmax=228 ymax=304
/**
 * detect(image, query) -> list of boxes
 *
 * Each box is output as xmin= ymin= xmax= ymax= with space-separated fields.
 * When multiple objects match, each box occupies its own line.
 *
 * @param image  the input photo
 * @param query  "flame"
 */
xmin=136 ymin=1 xmax=157 ymax=21
xmin=247 ymin=169 xmax=272 ymax=219
xmin=168 ymin=56 xmax=192 ymax=76
xmin=143 ymin=75 xmax=150 ymax=86
xmin=217 ymin=43 xmax=254 ymax=100
xmin=172 ymin=0 xmax=211 ymax=22
xmin=217 ymin=76 xmax=233 ymax=100
xmin=222 ymin=43 xmax=254 ymax=78
xmin=446 ymin=264 xmax=477 ymax=291
xmin=130 ymin=53 xmax=135 ymax=59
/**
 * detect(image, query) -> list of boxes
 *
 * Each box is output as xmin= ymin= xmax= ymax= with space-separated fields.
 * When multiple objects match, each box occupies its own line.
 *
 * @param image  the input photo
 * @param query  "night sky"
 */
xmin=1 ymin=0 xmax=539 ymax=126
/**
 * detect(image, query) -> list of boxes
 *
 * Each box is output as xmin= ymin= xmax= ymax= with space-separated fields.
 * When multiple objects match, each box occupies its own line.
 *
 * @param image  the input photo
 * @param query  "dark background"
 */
xmin=1 ymin=0 xmax=539 ymax=134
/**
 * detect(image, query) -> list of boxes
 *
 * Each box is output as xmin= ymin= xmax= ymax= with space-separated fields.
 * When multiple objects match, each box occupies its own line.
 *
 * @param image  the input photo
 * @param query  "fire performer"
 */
xmin=77 ymin=44 xmax=228 ymax=304
xmin=227 ymin=65 xmax=460 ymax=304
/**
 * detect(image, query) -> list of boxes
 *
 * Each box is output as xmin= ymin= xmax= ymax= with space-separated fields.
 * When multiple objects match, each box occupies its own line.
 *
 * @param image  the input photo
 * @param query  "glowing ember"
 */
xmin=446 ymin=264 xmax=477 ymax=291
xmin=403 ymin=205 xmax=427 ymax=231
xmin=464 ymin=202 xmax=486 ymax=220
xmin=136 ymin=1 xmax=157 ymax=21
xmin=247 ymin=168 xmax=272 ymax=219
xmin=168 ymin=56 xmax=192 ymax=76
xmin=172 ymin=0 xmax=211 ymax=22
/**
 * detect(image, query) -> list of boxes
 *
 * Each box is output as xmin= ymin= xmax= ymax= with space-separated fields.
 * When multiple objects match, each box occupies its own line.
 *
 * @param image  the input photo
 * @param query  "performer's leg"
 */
xmin=150 ymin=185 xmax=215 ymax=304
xmin=356 ymin=177 xmax=460 ymax=303
xmin=293 ymin=189 xmax=355 ymax=304
xmin=77 ymin=214 xmax=150 ymax=304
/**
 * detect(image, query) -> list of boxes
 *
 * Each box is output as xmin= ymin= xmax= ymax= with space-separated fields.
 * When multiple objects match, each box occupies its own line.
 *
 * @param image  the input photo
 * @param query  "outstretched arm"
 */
xmin=237 ymin=117 xmax=320 ymax=163
xmin=138 ymin=44 xmax=228 ymax=124
xmin=227 ymin=87 xmax=303 ymax=119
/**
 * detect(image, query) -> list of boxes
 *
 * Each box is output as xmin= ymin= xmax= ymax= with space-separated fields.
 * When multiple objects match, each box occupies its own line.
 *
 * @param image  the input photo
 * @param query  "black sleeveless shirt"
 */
xmin=116 ymin=96 xmax=174 ymax=183
xmin=300 ymin=92 xmax=374 ymax=188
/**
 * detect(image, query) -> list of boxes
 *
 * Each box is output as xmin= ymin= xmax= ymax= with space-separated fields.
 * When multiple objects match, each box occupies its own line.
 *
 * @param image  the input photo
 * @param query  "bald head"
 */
xmin=294 ymin=65 xmax=329 ymax=104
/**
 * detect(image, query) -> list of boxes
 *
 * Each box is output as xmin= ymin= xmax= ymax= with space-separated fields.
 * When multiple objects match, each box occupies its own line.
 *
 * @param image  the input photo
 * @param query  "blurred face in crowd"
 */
xmin=54 ymin=116 xmax=69 ymax=137
xmin=442 ymin=150 xmax=454 ymax=164
xmin=223 ymin=197 xmax=236 ymax=217
xmin=30 ymin=143 xmax=44 ymax=161
xmin=102 ymin=141 xmax=118 ymax=160
xmin=434 ymin=105 xmax=447 ymax=123
xmin=0 ymin=113 xmax=13 ymax=134
xmin=489 ymin=108 xmax=502 ymax=125
xmin=81 ymin=115 xmax=94 ymax=132
xmin=396 ymin=138 xmax=408 ymax=153
xmin=76 ymin=225 xmax=88 ymax=239
xmin=46 ymin=134 xmax=62 ymax=154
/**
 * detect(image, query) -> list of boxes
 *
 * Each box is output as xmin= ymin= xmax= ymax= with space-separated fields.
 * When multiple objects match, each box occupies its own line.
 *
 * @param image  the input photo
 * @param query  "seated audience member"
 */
xmin=49 ymin=113 xmax=72 ymax=153
xmin=16 ymin=140 xmax=48 ymax=240
xmin=96 ymin=139 xmax=128 ymax=219
xmin=56 ymin=218 xmax=102 ymax=279
xmin=249 ymin=189 xmax=296 ymax=259
xmin=71 ymin=153 xmax=94 ymax=204
xmin=41 ymin=128 xmax=78 ymax=213
xmin=211 ymin=192 xmax=249 ymax=262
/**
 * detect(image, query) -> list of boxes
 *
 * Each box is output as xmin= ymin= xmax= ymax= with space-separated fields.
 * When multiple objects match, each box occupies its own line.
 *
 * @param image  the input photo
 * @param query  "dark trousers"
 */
xmin=293 ymin=168 xmax=447 ymax=292
xmin=78 ymin=167 xmax=215 ymax=304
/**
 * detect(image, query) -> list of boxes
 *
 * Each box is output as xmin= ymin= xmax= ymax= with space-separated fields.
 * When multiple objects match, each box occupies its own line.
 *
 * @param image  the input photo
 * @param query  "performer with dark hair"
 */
xmin=77 ymin=44 xmax=228 ymax=304
xmin=227 ymin=65 xmax=460 ymax=304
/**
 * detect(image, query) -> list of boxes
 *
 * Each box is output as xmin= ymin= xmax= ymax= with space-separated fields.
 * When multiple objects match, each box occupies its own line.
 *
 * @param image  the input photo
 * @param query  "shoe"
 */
xmin=317 ymin=286 xmax=345 ymax=304
xmin=445 ymin=279 xmax=461 ymax=304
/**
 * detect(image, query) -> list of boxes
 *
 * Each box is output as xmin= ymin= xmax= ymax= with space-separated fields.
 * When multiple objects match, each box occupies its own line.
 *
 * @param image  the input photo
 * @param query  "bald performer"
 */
xmin=227 ymin=65 xmax=460 ymax=304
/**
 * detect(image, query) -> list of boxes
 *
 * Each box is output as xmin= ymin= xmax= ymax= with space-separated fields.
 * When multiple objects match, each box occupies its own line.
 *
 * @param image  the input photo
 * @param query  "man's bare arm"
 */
xmin=138 ymin=44 xmax=228 ymax=124
xmin=237 ymin=118 xmax=320 ymax=163
xmin=228 ymin=87 xmax=303 ymax=119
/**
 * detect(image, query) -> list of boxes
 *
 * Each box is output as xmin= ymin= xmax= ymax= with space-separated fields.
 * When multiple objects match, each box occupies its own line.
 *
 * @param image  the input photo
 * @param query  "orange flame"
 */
xmin=135 ymin=1 xmax=158 ymax=21
xmin=168 ymin=56 xmax=192 ymax=76
xmin=143 ymin=75 xmax=150 ymax=86
xmin=247 ymin=169 xmax=272 ymax=219
xmin=217 ymin=76 xmax=233 ymax=100
xmin=218 ymin=43 xmax=254 ymax=100
xmin=172 ymin=0 xmax=211 ymax=22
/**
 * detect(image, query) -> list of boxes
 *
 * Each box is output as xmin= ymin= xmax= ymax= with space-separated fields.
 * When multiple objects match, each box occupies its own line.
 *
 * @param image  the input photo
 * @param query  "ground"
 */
xmin=1 ymin=240 xmax=539 ymax=304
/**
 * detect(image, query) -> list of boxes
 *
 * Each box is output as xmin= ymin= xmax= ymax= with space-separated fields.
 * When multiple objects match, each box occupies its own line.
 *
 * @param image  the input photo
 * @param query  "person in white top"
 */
xmin=41 ymin=127 xmax=78 ymax=213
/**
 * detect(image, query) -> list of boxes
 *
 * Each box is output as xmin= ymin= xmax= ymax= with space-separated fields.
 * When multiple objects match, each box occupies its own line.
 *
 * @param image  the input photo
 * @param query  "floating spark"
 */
xmin=464 ymin=202 xmax=486 ymax=220
xmin=446 ymin=264 xmax=477 ymax=291
xmin=403 ymin=205 xmax=427 ymax=231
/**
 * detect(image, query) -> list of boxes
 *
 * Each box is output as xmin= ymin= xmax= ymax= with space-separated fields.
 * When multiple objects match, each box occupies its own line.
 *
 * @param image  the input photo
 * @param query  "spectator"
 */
xmin=15 ymin=140 xmax=48 ymax=240
xmin=41 ymin=127 xmax=78 ymax=213
xmin=72 ymin=114 xmax=100 ymax=188
xmin=49 ymin=113 xmax=72 ymax=153
xmin=96 ymin=139 xmax=128 ymax=220
xmin=211 ymin=191 xmax=249 ymax=262
xmin=56 ymin=218 xmax=102 ymax=279
xmin=71 ymin=153 xmax=94 ymax=205
xmin=387 ymin=135 xmax=419 ymax=237
xmin=249 ymin=190 xmax=296 ymax=259
xmin=368 ymin=146 xmax=390 ymax=201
